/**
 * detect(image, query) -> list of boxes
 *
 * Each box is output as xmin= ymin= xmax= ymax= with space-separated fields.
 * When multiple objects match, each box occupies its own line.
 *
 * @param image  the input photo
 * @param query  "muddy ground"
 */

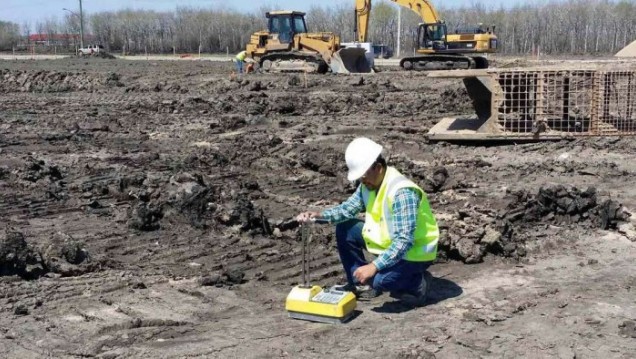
xmin=1 ymin=57 xmax=636 ymax=358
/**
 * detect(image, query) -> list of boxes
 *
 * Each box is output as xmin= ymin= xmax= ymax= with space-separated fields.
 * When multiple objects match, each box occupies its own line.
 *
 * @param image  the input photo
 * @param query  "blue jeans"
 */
xmin=235 ymin=59 xmax=244 ymax=73
xmin=335 ymin=219 xmax=431 ymax=294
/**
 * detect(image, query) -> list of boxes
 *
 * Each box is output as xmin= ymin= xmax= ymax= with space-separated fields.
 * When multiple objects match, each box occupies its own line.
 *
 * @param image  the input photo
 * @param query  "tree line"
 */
xmin=0 ymin=0 xmax=634 ymax=56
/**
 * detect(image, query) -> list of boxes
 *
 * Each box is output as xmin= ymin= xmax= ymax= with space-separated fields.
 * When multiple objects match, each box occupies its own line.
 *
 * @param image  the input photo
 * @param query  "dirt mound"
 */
xmin=124 ymin=170 xmax=272 ymax=236
xmin=616 ymin=39 xmax=636 ymax=57
xmin=504 ymin=185 xmax=629 ymax=229
xmin=438 ymin=185 xmax=631 ymax=263
xmin=0 ymin=229 xmax=98 ymax=279
xmin=94 ymin=52 xmax=116 ymax=59
xmin=19 ymin=158 xmax=64 ymax=183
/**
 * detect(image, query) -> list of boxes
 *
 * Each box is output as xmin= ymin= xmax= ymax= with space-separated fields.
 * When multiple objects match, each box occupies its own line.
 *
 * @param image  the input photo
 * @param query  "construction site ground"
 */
xmin=1 ymin=57 xmax=636 ymax=358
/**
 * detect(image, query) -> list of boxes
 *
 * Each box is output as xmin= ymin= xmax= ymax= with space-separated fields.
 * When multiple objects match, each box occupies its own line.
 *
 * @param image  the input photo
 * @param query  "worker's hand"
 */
xmin=353 ymin=263 xmax=378 ymax=285
xmin=296 ymin=211 xmax=321 ymax=223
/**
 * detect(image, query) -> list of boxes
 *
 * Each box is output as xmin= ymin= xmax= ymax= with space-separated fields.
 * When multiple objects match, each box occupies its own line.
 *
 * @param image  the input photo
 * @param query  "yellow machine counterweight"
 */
xmin=285 ymin=221 xmax=357 ymax=324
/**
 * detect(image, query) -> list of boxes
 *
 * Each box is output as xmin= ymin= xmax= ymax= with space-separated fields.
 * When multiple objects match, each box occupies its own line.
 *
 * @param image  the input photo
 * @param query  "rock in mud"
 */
xmin=199 ymin=274 xmax=222 ymax=286
xmin=13 ymin=304 xmax=29 ymax=316
xmin=481 ymin=227 xmax=502 ymax=246
xmin=0 ymin=229 xmax=47 ymax=279
xmin=223 ymin=269 xmax=245 ymax=284
xmin=21 ymin=158 xmax=64 ymax=183
xmin=39 ymin=232 xmax=96 ymax=276
xmin=171 ymin=182 xmax=217 ymax=229
xmin=222 ymin=195 xmax=272 ymax=236
xmin=248 ymin=81 xmax=263 ymax=91
xmin=617 ymin=222 xmax=636 ymax=241
xmin=397 ymin=345 xmax=436 ymax=359
xmin=0 ymin=165 xmax=9 ymax=179
xmin=455 ymin=237 xmax=485 ymax=264
xmin=299 ymin=151 xmax=343 ymax=177
xmin=105 ymin=72 xmax=124 ymax=87
xmin=597 ymin=199 xmax=631 ymax=230
xmin=60 ymin=239 xmax=90 ymax=265
xmin=199 ymin=269 xmax=245 ymax=287
xmin=349 ymin=76 xmax=365 ymax=87
xmin=287 ymin=75 xmax=300 ymax=86
xmin=619 ymin=320 xmax=636 ymax=338
xmin=423 ymin=166 xmax=449 ymax=193
xmin=128 ymin=202 xmax=164 ymax=231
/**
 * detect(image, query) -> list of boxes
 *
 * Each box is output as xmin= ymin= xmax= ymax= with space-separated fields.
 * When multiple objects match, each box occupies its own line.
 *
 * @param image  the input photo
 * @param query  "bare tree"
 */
xmin=0 ymin=21 xmax=20 ymax=50
xmin=4 ymin=0 xmax=631 ymax=56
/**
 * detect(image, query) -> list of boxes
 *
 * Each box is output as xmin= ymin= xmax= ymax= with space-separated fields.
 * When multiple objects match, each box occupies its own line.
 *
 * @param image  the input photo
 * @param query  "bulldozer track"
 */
xmin=259 ymin=52 xmax=329 ymax=74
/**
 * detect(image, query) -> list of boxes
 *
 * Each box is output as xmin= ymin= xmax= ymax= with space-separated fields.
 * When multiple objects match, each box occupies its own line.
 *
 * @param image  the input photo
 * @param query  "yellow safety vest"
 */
xmin=236 ymin=51 xmax=247 ymax=61
xmin=361 ymin=167 xmax=439 ymax=262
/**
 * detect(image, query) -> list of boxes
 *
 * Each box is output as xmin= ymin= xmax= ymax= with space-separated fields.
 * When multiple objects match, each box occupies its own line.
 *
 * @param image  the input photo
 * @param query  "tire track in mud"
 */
xmin=0 ymin=195 xmax=82 ymax=220
xmin=0 ymin=272 xmax=131 ymax=311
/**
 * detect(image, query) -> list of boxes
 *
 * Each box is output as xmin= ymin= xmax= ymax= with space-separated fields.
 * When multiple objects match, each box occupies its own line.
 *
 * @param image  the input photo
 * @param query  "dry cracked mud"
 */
xmin=1 ymin=57 xmax=635 ymax=358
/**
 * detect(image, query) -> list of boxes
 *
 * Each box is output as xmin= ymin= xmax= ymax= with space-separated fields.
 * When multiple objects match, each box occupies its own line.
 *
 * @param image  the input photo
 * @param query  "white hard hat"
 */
xmin=345 ymin=137 xmax=383 ymax=181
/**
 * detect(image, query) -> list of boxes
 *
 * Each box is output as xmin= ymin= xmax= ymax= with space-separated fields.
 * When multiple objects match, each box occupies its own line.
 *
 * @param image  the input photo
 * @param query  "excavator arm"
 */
xmin=388 ymin=0 xmax=441 ymax=24
xmin=355 ymin=0 xmax=371 ymax=43
xmin=355 ymin=0 xmax=441 ymax=43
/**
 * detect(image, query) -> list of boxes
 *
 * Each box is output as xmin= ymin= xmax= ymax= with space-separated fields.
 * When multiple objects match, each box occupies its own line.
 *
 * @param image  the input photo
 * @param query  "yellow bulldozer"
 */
xmin=245 ymin=11 xmax=372 ymax=74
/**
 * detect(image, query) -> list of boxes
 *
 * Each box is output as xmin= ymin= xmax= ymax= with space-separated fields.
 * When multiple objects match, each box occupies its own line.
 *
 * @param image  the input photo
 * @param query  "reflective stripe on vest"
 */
xmin=236 ymin=51 xmax=247 ymax=61
xmin=361 ymin=167 xmax=439 ymax=262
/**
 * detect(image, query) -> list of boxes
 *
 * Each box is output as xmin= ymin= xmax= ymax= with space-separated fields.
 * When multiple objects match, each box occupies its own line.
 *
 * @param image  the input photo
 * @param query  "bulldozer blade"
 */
xmin=330 ymin=48 xmax=372 ymax=74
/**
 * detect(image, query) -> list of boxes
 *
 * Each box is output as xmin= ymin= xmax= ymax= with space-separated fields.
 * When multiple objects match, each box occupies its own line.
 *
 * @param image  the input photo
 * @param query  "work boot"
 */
xmin=332 ymin=283 xmax=382 ymax=299
xmin=391 ymin=271 xmax=432 ymax=307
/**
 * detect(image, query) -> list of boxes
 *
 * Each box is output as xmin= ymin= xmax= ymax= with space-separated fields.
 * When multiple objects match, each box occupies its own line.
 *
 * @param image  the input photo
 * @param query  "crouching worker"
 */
xmin=296 ymin=137 xmax=439 ymax=306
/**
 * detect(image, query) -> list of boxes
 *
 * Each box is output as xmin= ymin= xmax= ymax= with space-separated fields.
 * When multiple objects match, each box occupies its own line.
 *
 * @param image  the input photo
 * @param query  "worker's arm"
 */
xmin=372 ymin=188 xmax=421 ymax=271
xmin=320 ymin=186 xmax=365 ymax=224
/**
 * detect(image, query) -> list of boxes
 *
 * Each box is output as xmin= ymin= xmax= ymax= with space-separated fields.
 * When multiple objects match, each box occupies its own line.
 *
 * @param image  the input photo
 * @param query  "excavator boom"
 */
xmin=355 ymin=0 xmax=440 ymax=43
xmin=389 ymin=0 xmax=440 ymax=24
xmin=355 ymin=0 xmax=371 ymax=43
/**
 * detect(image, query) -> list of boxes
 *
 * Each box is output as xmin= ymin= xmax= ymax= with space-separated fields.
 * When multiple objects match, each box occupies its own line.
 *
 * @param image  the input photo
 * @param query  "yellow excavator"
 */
xmin=355 ymin=0 xmax=498 ymax=70
xmin=245 ymin=11 xmax=371 ymax=74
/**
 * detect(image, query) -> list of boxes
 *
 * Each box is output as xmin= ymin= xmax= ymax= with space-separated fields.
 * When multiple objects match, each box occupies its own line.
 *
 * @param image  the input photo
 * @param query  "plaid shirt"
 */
xmin=321 ymin=185 xmax=421 ymax=271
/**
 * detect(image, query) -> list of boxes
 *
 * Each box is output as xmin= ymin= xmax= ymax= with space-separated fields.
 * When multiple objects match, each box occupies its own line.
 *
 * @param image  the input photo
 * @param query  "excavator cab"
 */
xmin=267 ymin=12 xmax=308 ymax=44
xmin=419 ymin=23 xmax=448 ymax=51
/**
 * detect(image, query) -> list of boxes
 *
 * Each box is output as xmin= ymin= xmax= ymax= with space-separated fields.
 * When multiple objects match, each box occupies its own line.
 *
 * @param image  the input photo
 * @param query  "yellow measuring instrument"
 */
xmin=285 ymin=220 xmax=357 ymax=324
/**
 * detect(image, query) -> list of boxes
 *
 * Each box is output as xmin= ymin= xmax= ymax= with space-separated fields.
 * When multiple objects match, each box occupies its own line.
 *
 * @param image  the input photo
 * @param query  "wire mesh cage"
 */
xmin=495 ymin=69 xmax=636 ymax=136
xmin=428 ymin=68 xmax=636 ymax=140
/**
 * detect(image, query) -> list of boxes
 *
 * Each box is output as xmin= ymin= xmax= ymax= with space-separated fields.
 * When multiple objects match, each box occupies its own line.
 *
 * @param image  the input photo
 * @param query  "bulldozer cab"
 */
xmin=267 ymin=11 xmax=308 ymax=44
xmin=419 ymin=23 xmax=448 ymax=51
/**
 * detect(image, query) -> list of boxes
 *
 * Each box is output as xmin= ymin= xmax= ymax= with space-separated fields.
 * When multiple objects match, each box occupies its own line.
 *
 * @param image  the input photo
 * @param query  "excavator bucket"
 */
xmin=330 ymin=48 xmax=372 ymax=74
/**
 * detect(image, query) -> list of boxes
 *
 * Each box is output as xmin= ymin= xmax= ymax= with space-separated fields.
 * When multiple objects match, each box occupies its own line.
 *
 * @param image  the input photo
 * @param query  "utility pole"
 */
xmin=397 ymin=6 xmax=401 ymax=57
xmin=79 ymin=0 xmax=85 ymax=49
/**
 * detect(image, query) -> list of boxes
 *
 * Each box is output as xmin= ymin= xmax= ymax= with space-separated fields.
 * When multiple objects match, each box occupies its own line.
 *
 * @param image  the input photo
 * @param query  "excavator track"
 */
xmin=259 ymin=52 xmax=329 ymax=74
xmin=400 ymin=54 xmax=489 ymax=71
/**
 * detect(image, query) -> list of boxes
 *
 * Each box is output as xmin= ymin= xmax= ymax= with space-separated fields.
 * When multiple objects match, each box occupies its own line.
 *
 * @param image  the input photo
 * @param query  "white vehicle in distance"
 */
xmin=78 ymin=44 xmax=104 ymax=56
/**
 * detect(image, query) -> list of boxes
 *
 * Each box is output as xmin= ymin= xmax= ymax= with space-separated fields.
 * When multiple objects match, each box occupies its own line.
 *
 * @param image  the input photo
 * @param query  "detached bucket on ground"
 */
xmin=330 ymin=48 xmax=372 ymax=74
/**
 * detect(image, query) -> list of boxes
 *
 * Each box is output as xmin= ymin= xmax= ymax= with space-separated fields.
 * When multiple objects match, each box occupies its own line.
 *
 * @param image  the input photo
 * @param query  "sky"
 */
xmin=2 ymin=0 xmax=524 ymax=26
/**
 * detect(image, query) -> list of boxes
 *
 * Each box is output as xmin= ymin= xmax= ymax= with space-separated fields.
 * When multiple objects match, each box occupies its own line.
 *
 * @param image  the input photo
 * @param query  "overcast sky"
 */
xmin=3 ymin=0 xmax=527 ymax=26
